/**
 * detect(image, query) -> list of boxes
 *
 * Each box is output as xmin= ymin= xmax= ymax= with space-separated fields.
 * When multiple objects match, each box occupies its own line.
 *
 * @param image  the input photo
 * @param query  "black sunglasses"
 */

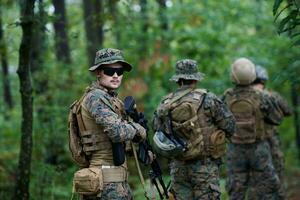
xmin=102 ymin=67 xmax=124 ymax=76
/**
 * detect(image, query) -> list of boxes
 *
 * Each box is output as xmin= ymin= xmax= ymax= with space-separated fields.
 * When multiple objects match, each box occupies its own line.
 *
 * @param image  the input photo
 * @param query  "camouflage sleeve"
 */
xmin=271 ymin=91 xmax=293 ymax=116
xmin=84 ymin=91 xmax=138 ymax=143
xmin=260 ymin=91 xmax=283 ymax=125
xmin=203 ymin=92 xmax=236 ymax=137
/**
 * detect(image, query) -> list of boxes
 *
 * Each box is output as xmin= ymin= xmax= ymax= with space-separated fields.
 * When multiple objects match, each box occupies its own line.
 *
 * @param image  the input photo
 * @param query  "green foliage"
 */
xmin=273 ymin=0 xmax=300 ymax=45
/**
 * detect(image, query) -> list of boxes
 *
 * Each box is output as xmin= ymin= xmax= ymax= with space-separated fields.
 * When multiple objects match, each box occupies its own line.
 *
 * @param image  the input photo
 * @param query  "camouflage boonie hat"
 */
xmin=89 ymin=48 xmax=132 ymax=72
xmin=170 ymin=59 xmax=205 ymax=82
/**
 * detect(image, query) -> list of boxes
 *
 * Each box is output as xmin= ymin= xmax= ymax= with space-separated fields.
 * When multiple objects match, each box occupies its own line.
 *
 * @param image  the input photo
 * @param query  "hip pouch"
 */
xmin=73 ymin=167 xmax=103 ymax=196
xmin=209 ymin=129 xmax=226 ymax=159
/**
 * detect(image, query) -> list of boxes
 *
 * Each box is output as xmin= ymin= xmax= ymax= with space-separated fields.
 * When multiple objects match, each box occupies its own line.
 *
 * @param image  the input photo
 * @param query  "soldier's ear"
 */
xmin=95 ymin=69 xmax=102 ymax=78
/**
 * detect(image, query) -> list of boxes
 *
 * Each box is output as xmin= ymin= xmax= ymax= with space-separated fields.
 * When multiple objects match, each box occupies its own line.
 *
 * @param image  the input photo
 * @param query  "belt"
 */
xmin=100 ymin=165 xmax=128 ymax=183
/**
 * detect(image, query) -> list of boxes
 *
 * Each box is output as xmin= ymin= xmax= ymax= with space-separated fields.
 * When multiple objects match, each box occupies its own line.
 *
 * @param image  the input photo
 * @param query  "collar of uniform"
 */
xmin=176 ymin=84 xmax=195 ymax=92
xmin=92 ymin=81 xmax=118 ymax=97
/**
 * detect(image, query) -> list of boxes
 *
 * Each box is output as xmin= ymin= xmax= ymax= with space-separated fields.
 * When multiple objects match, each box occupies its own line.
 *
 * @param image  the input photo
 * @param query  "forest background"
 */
xmin=1 ymin=0 xmax=300 ymax=199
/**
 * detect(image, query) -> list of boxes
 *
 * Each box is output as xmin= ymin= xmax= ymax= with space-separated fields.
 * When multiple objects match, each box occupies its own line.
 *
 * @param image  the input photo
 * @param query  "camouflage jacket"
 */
xmin=268 ymin=90 xmax=292 ymax=117
xmin=82 ymin=81 xmax=138 ymax=143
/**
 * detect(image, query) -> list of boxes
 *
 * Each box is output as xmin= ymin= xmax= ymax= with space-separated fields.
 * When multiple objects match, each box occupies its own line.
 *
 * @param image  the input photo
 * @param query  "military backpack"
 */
xmin=155 ymin=88 xmax=226 ymax=160
xmin=68 ymin=93 xmax=90 ymax=168
xmin=224 ymin=87 xmax=265 ymax=144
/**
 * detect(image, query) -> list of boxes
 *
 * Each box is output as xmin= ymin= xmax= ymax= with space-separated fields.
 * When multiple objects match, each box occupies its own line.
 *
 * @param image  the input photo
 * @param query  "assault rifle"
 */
xmin=124 ymin=96 xmax=169 ymax=200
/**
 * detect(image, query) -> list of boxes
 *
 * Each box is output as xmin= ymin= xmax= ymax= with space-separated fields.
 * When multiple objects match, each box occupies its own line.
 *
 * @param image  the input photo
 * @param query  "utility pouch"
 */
xmin=73 ymin=167 xmax=103 ymax=196
xmin=209 ymin=130 xmax=226 ymax=159
xmin=112 ymin=142 xmax=125 ymax=166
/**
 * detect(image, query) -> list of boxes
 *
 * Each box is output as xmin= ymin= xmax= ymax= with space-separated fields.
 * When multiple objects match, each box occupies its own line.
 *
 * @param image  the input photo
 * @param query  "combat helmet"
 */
xmin=170 ymin=59 xmax=205 ymax=82
xmin=152 ymin=131 xmax=187 ymax=158
xmin=231 ymin=57 xmax=256 ymax=85
xmin=255 ymin=65 xmax=269 ymax=83
xmin=89 ymin=48 xmax=132 ymax=72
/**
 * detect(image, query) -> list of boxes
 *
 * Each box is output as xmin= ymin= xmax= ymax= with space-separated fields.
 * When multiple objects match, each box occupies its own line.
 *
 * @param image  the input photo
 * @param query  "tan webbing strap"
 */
xmin=102 ymin=167 xmax=127 ymax=182
xmin=168 ymin=87 xmax=193 ymax=107
xmin=76 ymin=94 xmax=88 ymax=133
xmin=172 ymin=115 xmax=198 ymax=130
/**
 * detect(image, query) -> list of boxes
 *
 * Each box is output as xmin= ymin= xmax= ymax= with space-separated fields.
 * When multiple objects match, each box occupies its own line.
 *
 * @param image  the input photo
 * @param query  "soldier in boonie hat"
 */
xmin=170 ymin=59 xmax=205 ymax=82
xmin=89 ymin=48 xmax=132 ymax=72
xmin=152 ymin=58 xmax=235 ymax=199
xmin=71 ymin=48 xmax=147 ymax=200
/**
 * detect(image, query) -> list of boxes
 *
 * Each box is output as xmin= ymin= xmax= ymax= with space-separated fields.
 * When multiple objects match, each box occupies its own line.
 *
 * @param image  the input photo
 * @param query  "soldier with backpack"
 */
xmin=152 ymin=59 xmax=236 ymax=200
xmin=68 ymin=48 xmax=146 ymax=200
xmin=248 ymin=65 xmax=292 ymax=200
xmin=223 ymin=58 xmax=282 ymax=200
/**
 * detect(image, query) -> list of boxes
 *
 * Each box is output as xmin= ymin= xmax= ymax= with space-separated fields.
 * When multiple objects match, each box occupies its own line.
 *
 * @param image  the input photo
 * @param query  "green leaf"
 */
xmin=292 ymin=38 xmax=300 ymax=45
xmin=278 ymin=15 xmax=292 ymax=33
xmin=273 ymin=0 xmax=283 ymax=15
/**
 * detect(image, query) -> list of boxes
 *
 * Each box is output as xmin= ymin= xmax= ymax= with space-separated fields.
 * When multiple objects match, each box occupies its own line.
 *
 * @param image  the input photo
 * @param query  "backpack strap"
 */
xmin=75 ymin=87 xmax=93 ymax=132
xmin=169 ymin=87 xmax=194 ymax=107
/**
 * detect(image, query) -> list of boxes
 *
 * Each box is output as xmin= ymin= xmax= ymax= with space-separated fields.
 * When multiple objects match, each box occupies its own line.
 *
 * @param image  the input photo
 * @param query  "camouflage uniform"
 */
xmin=223 ymin=59 xmax=282 ymax=200
xmin=267 ymin=91 xmax=292 ymax=180
xmin=247 ymin=65 xmax=293 ymax=200
xmin=153 ymin=59 xmax=235 ymax=200
xmin=248 ymin=90 xmax=292 ymax=200
xmin=77 ymin=48 xmax=146 ymax=200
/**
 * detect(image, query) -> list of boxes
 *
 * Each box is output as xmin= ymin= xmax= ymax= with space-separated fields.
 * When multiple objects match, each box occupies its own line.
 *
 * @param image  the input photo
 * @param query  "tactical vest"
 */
xmin=224 ymin=87 xmax=265 ymax=144
xmin=79 ymin=87 xmax=127 ymax=167
xmin=157 ymin=87 xmax=226 ymax=160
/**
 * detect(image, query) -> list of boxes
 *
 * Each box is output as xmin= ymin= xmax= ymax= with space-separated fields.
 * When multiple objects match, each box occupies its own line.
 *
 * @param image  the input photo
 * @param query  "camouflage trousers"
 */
xmin=169 ymin=158 xmax=221 ymax=200
xmin=82 ymin=182 xmax=133 ymax=200
xmin=269 ymin=134 xmax=285 ymax=175
xmin=226 ymin=140 xmax=280 ymax=200
xmin=268 ymin=133 xmax=285 ymax=191
xmin=248 ymin=133 xmax=285 ymax=200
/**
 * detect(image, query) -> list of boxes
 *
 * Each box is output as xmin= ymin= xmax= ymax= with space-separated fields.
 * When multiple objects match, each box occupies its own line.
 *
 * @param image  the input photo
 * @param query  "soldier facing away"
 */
xmin=153 ymin=59 xmax=235 ymax=200
xmin=223 ymin=58 xmax=282 ymax=200
xmin=250 ymin=65 xmax=292 ymax=200
xmin=72 ymin=48 xmax=146 ymax=200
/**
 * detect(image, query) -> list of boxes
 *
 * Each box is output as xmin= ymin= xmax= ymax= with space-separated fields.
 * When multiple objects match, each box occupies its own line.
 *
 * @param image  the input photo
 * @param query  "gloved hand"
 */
xmin=131 ymin=122 xmax=146 ymax=143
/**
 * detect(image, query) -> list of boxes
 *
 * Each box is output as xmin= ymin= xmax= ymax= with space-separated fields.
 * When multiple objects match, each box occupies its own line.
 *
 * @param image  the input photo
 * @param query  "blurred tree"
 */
xmin=31 ymin=0 xmax=48 ymax=94
xmin=52 ymin=0 xmax=71 ymax=64
xmin=108 ymin=0 xmax=121 ymax=46
xmin=139 ymin=0 xmax=149 ymax=57
xmin=82 ymin=0 xmax=104 ymax=66
xmin=0 ymin=5 xmax=13 ymax=110
xmin=13 ymin=0 xmax=35 ymax=199
xmin=284 ymin=0 xmax=300 ymax=160
xmin=156 ymin=0 xmax=169 ymax=51
xmin=291 ymin=82 xmax=300 ymax=160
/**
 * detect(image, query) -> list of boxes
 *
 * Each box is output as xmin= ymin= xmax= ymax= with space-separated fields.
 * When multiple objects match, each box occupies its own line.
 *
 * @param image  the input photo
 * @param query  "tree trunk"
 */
xmin=291 ymin=83 xmax=300 ymax=161
xmin=139 ymin=0 xmax=148 ymax=57
xmin=108 ymin=0 xmax=121 ymax=45
xmin=13 ymin=0 xmax=35 ymax=199
xmin=287 ymin=0 xmax=300 ymax=161
xmin=157 ymin=0 xmax=168 ymax=31
xmin=52 ymin=0 xmax=71 ymax=64
xmin=0 ymin=5 xmax=13 ymax=109
xmin=31 ymin=0 xmax=47 ymax=94
xmin=156 ymin=0 xmax=168 ymax=51
xmin=82 ymin=0 xmax=104 ymax=66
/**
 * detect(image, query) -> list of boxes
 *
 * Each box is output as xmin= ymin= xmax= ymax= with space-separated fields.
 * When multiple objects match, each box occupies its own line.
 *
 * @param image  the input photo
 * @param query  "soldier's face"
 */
xmin=97 ymin=63 xmax=123 ymax=90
